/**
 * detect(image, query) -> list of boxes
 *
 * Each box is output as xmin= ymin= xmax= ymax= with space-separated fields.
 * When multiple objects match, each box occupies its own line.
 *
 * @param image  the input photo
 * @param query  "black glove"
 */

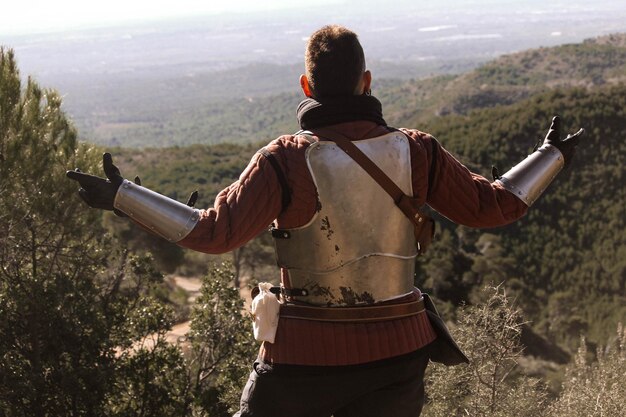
xmin=66 ymin=153 xmax=127 ymax=215
xmin=67 ymin=153 xmax=200 ymax=214
xmin=542 ymin=116 xmax=584 ymax=167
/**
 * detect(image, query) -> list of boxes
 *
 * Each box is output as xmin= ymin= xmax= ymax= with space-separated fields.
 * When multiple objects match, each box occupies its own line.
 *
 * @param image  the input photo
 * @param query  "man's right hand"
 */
xmin=66 ymin=153 xmax=125 ymax=212
xmin=67 ymin=153 xmax=199 ymax=214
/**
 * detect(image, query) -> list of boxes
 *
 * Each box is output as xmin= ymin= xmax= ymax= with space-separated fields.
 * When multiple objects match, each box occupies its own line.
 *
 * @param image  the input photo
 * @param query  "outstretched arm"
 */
xmin=423 ymin=116 xmax=583 ymax=228
xmin=496 ymin=116 xmax=583 ymax=205
xmin=67 ymin=151 xmax=283 ymax=254
xmin=67 ymin=153 xmax=202 ymax=242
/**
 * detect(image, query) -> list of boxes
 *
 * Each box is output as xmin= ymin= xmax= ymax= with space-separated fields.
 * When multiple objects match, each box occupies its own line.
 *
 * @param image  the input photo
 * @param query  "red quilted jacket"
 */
xmin=179 ymin=121 xmax=527 ymax=366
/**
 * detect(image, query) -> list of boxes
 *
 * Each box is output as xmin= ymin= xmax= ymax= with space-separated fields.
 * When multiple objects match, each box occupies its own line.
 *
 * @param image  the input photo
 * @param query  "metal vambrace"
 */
xmin=496 ymin=144 xmax=564 ymax=206
xmin=113 ymin=179 xmax=200 ymax=242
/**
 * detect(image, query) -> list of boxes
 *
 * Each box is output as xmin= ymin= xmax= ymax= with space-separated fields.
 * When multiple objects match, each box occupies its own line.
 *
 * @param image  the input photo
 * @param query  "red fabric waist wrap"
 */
xmin=259 ymin=289 xmax=437 ymax=366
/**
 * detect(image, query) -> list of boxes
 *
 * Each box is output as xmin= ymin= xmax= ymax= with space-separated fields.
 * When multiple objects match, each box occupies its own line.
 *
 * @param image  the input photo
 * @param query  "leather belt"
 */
xmin=251 ymin=285 xmax=309 ymax=299
xmin=279 ymin=298 xmax=425 ymax=323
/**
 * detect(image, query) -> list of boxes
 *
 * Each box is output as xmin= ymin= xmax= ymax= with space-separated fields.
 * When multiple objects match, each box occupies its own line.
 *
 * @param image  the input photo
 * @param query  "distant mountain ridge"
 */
xmin=67 ymin=32 xmax=626 ymax=148
xmin=382 ymin=32 xmax=626 ymax=127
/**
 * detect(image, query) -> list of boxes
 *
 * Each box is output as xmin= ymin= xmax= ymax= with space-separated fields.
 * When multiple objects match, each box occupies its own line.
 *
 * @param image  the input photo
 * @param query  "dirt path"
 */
xmin=165 ymin=275 xmax=253 ymax=343
xmin=165 ymin=321 xmax=192 ymax=344
xmin=120 ymin=275 xmax=254 ymax=353
xmin=171 ymin=275 xmax=202 ymax=303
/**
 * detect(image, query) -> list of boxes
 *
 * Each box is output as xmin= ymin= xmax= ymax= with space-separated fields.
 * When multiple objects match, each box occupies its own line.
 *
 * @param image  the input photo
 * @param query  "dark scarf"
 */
xmin=296 ymin=95 xmax=387 ymax=130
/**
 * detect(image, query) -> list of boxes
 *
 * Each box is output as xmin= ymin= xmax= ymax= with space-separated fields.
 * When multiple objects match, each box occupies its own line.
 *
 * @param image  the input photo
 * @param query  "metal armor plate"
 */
xmin=114 ymin=180 xmax=200 ymax=242
xmin=273 ymin=132 xmax=418 ymax=306
xmin=496 ymin=144 xmax=564 ymax=206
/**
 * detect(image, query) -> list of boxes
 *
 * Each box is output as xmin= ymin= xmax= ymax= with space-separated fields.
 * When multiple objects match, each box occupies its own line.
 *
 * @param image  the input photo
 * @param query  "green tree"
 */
xmin=0 ymin=46 xmax=110 ymax=415
xmin=417 ymin=228 xmax=474 ymax=306
xmin=185 ymin=263 xmax=258 ymax=416
xmin=0 ymin=47 xmax=189 ymax=417
xmin=101 ymin=254 xmax=193 ymax=417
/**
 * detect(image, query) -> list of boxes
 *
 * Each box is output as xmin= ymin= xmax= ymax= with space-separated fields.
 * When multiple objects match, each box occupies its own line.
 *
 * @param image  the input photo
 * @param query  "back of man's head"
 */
xmin=305 ymin=25 xmax=365 ymax=98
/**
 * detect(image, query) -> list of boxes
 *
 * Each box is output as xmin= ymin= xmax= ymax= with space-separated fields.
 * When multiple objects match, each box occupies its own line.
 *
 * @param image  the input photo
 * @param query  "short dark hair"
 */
xmin=305 ymin=25 xmax=366 ymax=97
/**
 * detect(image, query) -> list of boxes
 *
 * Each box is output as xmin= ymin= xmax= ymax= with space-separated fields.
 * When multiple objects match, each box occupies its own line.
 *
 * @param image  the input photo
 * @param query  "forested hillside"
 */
xmin=420 ymin=85 xmax=626 ymax=350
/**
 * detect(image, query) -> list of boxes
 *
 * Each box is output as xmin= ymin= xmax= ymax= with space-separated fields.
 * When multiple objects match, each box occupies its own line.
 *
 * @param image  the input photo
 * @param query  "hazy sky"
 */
xmin=0 ymin=0 xmax=339 ymax=35
xmin=4 ymin=0 xmax=626 ymax=37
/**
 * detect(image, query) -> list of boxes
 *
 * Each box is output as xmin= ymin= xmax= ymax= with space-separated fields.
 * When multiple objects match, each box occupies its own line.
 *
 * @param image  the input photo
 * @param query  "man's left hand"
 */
xmin=543 ymin=116 xmax=584 ymax=168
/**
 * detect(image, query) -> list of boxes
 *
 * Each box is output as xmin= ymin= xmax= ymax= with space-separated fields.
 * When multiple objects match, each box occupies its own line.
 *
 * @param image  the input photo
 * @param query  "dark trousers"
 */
xmin=234 ymin=345 xmax=431 ymax=417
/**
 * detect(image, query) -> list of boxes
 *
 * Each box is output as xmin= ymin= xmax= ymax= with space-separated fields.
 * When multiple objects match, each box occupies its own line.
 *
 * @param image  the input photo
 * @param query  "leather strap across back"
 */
xmin=312 ymin=127 xmax=434 ymax=254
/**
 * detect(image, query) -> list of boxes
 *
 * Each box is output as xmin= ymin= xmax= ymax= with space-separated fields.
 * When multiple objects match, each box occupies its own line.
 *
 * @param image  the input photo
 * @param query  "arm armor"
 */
xmin=114 ymin=179 xmax=200 ymax=242
xmin=496 ymin=144 xmax=564 ymax=206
